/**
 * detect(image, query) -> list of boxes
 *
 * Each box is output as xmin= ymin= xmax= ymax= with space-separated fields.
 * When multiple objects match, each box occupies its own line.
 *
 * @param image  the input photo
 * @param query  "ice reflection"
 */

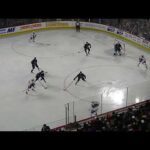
xmin=99 ymin=86 xmax=126 ymax=105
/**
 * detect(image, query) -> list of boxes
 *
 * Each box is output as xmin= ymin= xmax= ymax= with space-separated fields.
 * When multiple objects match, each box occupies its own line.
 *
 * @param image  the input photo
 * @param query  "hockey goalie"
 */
xmin=113 ymin=39 xmax=126 ymax=56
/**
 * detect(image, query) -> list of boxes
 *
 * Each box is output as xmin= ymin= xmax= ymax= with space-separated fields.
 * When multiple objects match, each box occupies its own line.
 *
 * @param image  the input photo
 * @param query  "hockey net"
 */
xmin=65 ymin=87 xmax=128 ymax=125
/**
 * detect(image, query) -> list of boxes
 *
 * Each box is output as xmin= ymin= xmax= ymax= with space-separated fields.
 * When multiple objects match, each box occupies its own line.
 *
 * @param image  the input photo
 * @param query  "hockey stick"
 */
xmin=64 ymin=80 xmax=74 ymax=90
xmin=38 ymin=80 xmax=47 ymax=89
xmin=25 ymin=88 xmax=36 ymax=94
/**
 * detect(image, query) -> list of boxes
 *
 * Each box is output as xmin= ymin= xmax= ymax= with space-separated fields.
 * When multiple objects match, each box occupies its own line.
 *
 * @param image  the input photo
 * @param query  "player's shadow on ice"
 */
xmin=25 ymin=92 xmax=53 ymax=100
xmin=90 ymin=54 xmax=109 ymax=60
xmin=104 ymin=48 xmax=125 ymax=63
xmin=37 ymin=93 xmax=54 ymax=100
xmin=35 ymin=42 xmax=51 ymax=47
xmin=138 ymin=68 xmax=148 ymax=78
xmin=76 ymin=82 xmax=98 ymax=90
xmin=104 ymin=48 xmax=115 ymax=56
xmin=47 ymin=84 xmax=62 ymax=92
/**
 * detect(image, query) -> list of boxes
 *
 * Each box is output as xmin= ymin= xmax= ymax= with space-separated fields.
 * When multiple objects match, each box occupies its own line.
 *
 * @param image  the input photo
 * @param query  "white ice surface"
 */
xmin=0 ymin=29 xmax=150 ymax=131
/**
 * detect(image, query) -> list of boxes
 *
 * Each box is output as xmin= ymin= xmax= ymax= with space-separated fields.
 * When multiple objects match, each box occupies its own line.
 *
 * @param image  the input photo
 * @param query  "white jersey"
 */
xmin=76 ymin=22 xmax=80 ymax=26
xmin=138 ymin=55 xmax=148 ymax=69
xmin=26 ymin=79 xmax=35 ymax=94
xmin=28 ymin=79 xmax=35 ymax=87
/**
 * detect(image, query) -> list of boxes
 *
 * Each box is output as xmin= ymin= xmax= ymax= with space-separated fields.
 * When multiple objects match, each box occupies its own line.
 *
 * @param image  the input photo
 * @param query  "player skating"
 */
xmin=75 ymin=20 xmax=80 ymax=32
xmin=84 ymin=42 xmax=92 ymax=56
xmin=138 ymin=55 xmax=148 ymax=69
xmin=35 ymin=70 xmax=46 ymax=83
xmin=29 ymin=32 xmax=37 ymax=42
xmin=114 ymin=41 xmax=122 ymax=56
xmin=73 ymin=71 xmax=86 ymax=85
xmin=31 ymin=57 xmax=40 ymax=73
xmin=26 ymin=79 xmax=35 ymax=94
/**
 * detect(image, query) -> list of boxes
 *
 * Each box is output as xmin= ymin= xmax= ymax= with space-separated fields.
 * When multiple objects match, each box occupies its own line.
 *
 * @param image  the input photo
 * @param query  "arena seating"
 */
xmin=0 ymin=19 xmax=150 ymax=41
xmin=52 ymin=100 xmax=150 ymax=131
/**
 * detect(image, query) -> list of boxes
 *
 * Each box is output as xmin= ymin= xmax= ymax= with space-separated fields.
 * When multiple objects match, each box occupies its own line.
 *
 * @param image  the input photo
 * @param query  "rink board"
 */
xmin=0 ymin=21 xmax=150 ymax=53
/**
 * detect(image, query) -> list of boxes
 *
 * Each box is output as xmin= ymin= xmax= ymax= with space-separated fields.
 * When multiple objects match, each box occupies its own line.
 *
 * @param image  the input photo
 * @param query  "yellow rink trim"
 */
xmin=81 ymin=27 xmax=150 ymax=52
xmin=0 ymin=26 xmax=150 ymax=52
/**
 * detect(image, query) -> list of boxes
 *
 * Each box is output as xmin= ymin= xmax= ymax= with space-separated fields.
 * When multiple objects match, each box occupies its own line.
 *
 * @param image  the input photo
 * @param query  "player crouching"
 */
xmin=114 ymin=41 xmax=122 ymax=56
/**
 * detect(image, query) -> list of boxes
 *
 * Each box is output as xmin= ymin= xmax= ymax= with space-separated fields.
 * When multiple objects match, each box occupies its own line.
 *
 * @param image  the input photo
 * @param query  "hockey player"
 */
xmin=90 ymin=101 xmax=99 ymax=116
xmin=84 ymin=42 xmax=92 ymax=56
xmin=138 ymin=55 xmax=148 ymax=69
xmin=35 ymin=70 xmax=46 ymax=83
xmin=114 ymin=42 xmax=122 ymax=56
xmin=76 ymin=20 xmax=80 ymax=32
xmin=29 ymin=32 xmax=37 ymax=42
xmin=31 ymin=57 xmax=40 ymax=73
xmin=73 ymin=71 xmax=86 ymax=85
xmin=26 ymin=79 xmax=35 ymax=94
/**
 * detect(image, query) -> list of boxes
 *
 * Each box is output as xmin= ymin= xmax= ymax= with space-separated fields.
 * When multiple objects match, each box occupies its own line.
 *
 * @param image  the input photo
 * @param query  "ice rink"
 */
xmin=0 ymin=28 xmax=150 ymax=131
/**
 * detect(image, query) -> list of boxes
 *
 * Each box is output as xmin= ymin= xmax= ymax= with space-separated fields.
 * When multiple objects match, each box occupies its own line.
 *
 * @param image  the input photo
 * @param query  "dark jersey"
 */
xmin=76 ymin=22 xmax=80 ymax=26
xmin=36 ymin=71 xmax=44 ymax=79
xmin=74 ymin=73 xmax=86 ymax=80
xmin=84 ymin=43 xmax=91 ymax=49
xmin=31 ymin=58 xmax=37 ymax=65
xmin=28 ymin=82 xmax=35 ymax=89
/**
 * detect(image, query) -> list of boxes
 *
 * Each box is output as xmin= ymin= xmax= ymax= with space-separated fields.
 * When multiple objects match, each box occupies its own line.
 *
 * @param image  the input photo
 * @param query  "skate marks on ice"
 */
xmin=33 ymin=42 xmax=51 ymax=47
xmin=11 ymin=40 xmax=79 ymax=59
xmin=65 ymin=79 xmax=127 ymax=110
xmin=63 ymin=64 xmax=150 ymax=104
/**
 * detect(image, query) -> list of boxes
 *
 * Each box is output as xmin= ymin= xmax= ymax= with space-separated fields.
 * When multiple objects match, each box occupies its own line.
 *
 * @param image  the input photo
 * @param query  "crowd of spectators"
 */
xmin=41 ymin=124 xmax=51 ymax=132
xmin=0 ymin=18 xmax=149 ymax=132
xmin=60 ymin=100 xmax=150 ymax=132
xmin=100 ymin=19 xmax=150 ymax=40
xmin=63 ymin=19 xmax=150 ymax=41
xmin=0 ymin=18 xmax=150 ymax=41
xmin=43 ymin=101 xmax=150 ymax=132
xmin=0 ymin=18 xmax=54 ymax=29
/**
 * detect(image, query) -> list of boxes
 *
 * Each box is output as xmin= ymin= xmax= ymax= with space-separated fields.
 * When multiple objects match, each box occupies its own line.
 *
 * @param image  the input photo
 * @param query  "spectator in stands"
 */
xmin=41 ymin=124 xmax=50 ymax=132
